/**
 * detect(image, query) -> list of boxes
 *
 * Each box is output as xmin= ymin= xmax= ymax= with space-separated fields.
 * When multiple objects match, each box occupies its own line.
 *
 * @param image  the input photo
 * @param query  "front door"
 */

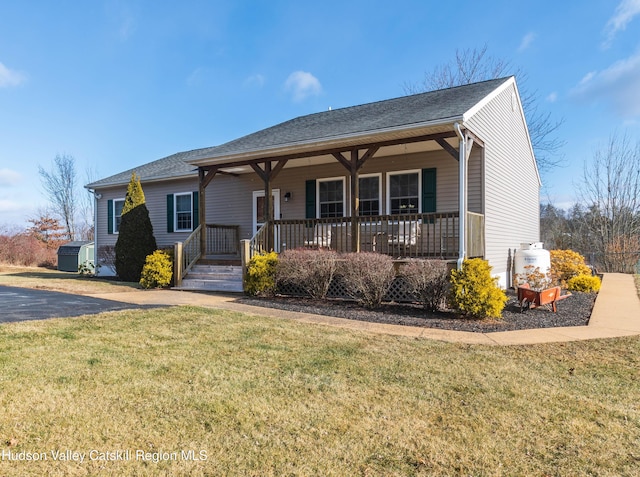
xmin=252 ymin=189 xmax=281 ymax=250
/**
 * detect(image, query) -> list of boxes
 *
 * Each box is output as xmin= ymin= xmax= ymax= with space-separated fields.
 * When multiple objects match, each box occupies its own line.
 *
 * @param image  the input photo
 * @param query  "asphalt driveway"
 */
xmin=0 ymin=286 xmax=156 ymax=323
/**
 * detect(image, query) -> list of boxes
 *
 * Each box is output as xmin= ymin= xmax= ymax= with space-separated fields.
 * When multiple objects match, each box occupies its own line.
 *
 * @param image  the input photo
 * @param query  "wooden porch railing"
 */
xmin=247 ymin=211 xmax=485 ymax=260
xmin=174 ymin=224 xmax=241 ymax=287
xmin=174 ymin=224 xmax=202 ymax=287
xmin=206 ymin=224 xmax=240 ymax=255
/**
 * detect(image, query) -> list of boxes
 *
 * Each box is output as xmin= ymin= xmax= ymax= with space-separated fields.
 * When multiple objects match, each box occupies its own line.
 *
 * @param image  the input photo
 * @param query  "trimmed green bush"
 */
xmin=245 ymin=251 xmax=279 ymax=296
xmin=139 ymin=250 xmax=173 ymax=289
xmin=449 ymin=258 xmax=507 ymax=319
xmin=115 ymin=173 xmax=157 ymax=282
xmin=339 ymin=252 xmax=395 ymax=309
xmin=566 ymin=274 xmax=601 ymax=293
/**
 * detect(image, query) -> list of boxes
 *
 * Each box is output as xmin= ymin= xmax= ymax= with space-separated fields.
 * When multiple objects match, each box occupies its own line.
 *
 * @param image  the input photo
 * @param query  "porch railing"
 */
xmin=247 ymin=211 xmax=484 ymax=260
xmin=174 ymin=224 xmax=202 ymax=287
xmin=174 ymin=224 xmax=241 ymax=287
xmin=206 ymin=224 xmax=240 ymax=255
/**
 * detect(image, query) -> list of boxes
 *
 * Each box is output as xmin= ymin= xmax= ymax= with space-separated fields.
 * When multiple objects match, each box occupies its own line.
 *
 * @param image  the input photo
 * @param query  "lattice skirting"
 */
xmin=277 ymin=275 xmax=419 ymax=303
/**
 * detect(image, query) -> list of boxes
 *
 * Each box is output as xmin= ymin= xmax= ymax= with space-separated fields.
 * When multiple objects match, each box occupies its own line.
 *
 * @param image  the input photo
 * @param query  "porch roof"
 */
xmin=186 ymin=77 xmax=511 ymax=168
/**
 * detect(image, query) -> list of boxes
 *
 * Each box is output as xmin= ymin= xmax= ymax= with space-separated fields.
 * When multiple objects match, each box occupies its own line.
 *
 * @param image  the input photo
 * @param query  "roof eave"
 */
xmin=85 ymin=171 xmax=198 ymax=190
xmin=187 ymin=116 xmax=463 ymax=167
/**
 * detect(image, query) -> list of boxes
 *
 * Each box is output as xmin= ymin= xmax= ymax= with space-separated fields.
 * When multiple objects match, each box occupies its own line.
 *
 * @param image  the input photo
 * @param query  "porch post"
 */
xmin=198 ymin=169 xmax=207 ymax=257
xmin=350 ymin=150 xmax=360 ymax=253
xmin=264 ymin=161 xmax=274 ymax=252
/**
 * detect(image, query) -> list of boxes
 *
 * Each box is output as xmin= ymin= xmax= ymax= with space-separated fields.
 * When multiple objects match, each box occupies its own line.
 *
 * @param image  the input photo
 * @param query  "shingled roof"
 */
xmin=86 ymin=149 xmax=201 ymax=189
xmin=88 ymin=77 xmax=512 ymax=188
xmin=185 ymin=77 xmax=512 ymax=166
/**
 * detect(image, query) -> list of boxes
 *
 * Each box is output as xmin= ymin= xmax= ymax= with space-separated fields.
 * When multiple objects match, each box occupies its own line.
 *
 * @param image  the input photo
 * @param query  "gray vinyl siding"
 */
xmin=464 ymin=83 xmax=540 ymax=285
xmin=95 ymin=177 xmax=199 ymax=254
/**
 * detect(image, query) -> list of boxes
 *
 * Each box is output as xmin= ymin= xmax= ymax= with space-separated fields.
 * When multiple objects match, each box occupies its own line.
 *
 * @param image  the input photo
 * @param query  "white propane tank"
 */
xmin=514 ymin=242 xmax=551 ymax=283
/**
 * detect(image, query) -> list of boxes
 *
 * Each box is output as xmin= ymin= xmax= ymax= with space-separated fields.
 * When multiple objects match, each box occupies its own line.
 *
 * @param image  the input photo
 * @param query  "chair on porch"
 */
xmin=388 ymin=220 xmax=421 ymax=255
xmin=304 ymin=223 xmax=332 ymax=249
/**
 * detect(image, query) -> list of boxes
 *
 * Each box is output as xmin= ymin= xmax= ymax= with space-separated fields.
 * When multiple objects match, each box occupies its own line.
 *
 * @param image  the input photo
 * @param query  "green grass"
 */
xmin=1 ymin=307 xmax=639 ymax=476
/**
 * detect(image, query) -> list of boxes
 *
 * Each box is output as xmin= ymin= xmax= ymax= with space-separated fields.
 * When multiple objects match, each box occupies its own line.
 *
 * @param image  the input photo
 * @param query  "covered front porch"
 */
xmin=174 ymin=210 xmax=484 ymax=288
xmin=175 ymin=113 xmax=487 ymax=288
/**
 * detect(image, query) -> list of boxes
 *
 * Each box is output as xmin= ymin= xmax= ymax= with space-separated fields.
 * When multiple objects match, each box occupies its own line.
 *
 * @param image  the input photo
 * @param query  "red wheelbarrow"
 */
xmin=517 ymin=283 xmax=571 ymax=312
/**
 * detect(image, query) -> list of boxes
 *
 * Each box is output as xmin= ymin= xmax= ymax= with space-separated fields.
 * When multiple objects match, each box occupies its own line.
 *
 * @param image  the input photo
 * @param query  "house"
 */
xmin=86 ymin=76 xmax=540 ymax=288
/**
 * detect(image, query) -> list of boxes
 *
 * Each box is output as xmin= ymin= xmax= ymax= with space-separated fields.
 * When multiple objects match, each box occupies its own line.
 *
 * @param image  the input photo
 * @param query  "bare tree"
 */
xmin=38 ymin=154 xmax=78 ymax=241
xmin=78 ymin=166 xmax=99 ymax=240
xmin=404 ymin=45 xmax=564 ymax=174
xmin=576 ymin=132 xmax=640 ymax=272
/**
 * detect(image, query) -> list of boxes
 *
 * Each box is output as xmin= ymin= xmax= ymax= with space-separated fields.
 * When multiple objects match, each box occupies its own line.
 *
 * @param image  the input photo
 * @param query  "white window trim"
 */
xmin=113 ymin=198 xmax=125 ymax=234
xmin=358 ymin=173 xmax=382 ymax=216
xmin=174 ymin=192 xmax=194 ymax=232
xmin=386 ymin=169 xmax=422 ymax=214
xmin=317 ymin=176 xmax=346 ymax=218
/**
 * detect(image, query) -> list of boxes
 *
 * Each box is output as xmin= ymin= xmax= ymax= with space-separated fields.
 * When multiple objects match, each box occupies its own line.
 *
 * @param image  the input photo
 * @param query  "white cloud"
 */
xmin=0 ymin=168 xmax=23 ymax=186
xmin=570 ymin=51 xmax=640 ymax=118
xmin=518 ymin=32 xmax=536 ymax=52
xmin=0 ymin=199 xmax=22 ymax=213
xmin=284 ymin=71 xmax=322 ymax=102
xmin=0 ymin=62 xmax=26 ymax=88
xmin=603 ymin=0 xmax=640 ymax=48
xmin=546 ymin=92 xmax=558 ymax=103
xmin=244 ymin=74 xmax=265 ymax=88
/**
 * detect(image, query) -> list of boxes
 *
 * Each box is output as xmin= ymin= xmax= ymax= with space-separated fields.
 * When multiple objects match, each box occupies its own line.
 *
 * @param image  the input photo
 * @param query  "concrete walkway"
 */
xmin=88 ymin=273 xmax=640 ymax=346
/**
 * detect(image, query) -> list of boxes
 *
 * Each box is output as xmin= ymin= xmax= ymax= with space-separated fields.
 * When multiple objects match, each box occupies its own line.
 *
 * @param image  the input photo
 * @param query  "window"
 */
xmin=175 ymin=192 xmax=193 ymax=232
xmin=358 ymin=175 xmax=381 ymax=216
xmin=318 ymin=178 xmax=345 ymax=218
xmin=167 ymin=191 xmax=198 ymax=233
xmin=388 ymin=171 xmax=420 ymax=214
xmin=108 ymin=199 xmax=124 ymax=234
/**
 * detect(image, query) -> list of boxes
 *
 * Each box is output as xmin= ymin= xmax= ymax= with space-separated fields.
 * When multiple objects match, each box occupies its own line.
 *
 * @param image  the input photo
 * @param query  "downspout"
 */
xmin=88 ymin=189 xmax=101 ymax=275
xmin=454 ymin=122 xmax=466 ymax=270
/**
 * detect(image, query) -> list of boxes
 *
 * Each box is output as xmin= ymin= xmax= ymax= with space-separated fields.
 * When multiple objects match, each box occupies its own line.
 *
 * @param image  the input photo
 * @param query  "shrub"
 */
xmin=277 ymin=248 xmax=338 ymax=299
xmin=245 ymin=251 xmax=279 ymax=296
xmin=0 ymin=232 xmax=58 ymax=268
xmin=115 ymin=173 xmax=157 ymax=282
xmin=339 ymin=253 xmax=395 ymax=309
xmin=139 ymin=250 xmax=173 ymax=289
xmin=449 ymin=258 xmax=507 ymax=319
xmin=550 ymin=249 xmax=591 ymax=287
xmin=567 ymin=274 xmax=601 ymax=293
xmin=401 ymin=259 xmax=450 ymax=311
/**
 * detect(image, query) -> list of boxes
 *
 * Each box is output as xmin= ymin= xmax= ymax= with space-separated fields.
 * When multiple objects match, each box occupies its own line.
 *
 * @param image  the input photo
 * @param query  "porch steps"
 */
xmin=178 ymin=263 xmax=244 ymax=293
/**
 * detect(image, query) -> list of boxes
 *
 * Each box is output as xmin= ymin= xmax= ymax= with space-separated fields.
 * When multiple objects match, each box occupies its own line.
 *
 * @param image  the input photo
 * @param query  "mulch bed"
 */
xmin=239 ymin=289 xmax=597 ymax=333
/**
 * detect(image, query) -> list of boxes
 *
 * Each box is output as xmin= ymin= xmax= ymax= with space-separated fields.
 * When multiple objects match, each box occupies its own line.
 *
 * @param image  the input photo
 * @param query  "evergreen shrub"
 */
xmin=139 ymin=250 xmax=173 ymax=289
xmin=566 ymin=274 xmax=601 ymax=293
xmin=449 ymin=258 xmax=507 ymax=319
xmin=245 ymin=251 xmax=279 ymax=296
xmin=115 ymin=173 xmax=157 ymax=282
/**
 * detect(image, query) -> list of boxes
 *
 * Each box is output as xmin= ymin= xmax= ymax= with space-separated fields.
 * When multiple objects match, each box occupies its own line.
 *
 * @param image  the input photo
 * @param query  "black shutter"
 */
xmin=107 ymin=199 xmax=113 ymax=234
xmin=167 ymin=194 xmax=174 ymax=233
xmin=422 ymin=168 xmax=436 ymax=213
xmin=192 ymin=191 xmax=199 ymax=228
xmin=305 ymin=179 xmax=316 ymax=219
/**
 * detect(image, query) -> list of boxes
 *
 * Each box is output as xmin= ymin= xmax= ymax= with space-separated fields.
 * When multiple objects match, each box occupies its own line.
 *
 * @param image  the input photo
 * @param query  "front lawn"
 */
xmin=1 ymin=306 xmax=639 ymax=476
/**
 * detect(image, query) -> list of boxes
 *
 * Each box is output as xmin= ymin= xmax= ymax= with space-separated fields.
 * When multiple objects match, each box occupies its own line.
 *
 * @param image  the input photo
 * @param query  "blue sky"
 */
xmin=1 ymin=0 xmax=640 ymax=230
